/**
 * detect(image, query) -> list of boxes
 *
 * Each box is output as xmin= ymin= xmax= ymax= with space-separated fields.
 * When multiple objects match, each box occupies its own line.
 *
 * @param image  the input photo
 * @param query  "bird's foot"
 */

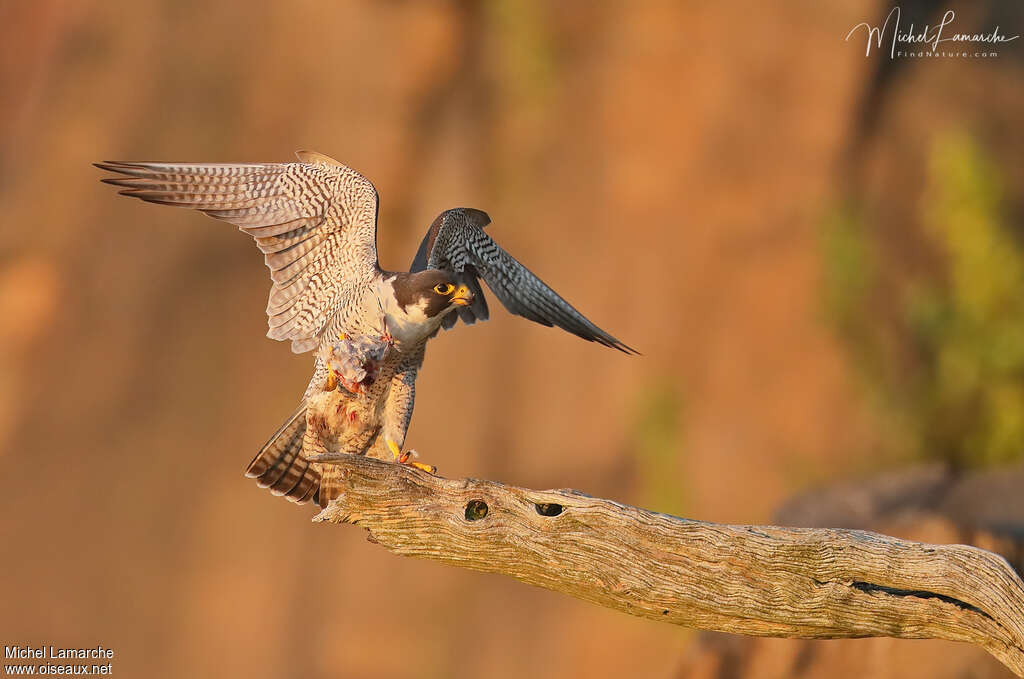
xmin=386 ymin=439 xmax=437 ymax=474
xmin=402 ymin=454 xmax=437 ymax=474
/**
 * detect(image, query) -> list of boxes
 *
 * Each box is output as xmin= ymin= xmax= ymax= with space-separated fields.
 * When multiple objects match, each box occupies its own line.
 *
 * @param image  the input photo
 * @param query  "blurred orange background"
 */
xmin=1 ymin=1 xmax=1022 ymax=677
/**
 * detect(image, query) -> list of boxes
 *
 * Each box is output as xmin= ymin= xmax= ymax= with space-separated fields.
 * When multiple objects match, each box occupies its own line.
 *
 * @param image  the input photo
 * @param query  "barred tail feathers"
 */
xmin=245 ymin=404 xmax=320 ymax=504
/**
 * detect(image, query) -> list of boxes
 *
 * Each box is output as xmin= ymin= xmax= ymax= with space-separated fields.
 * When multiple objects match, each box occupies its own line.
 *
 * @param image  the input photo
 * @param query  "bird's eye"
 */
xmin=433 ymin=283 xmax=455 ymax=295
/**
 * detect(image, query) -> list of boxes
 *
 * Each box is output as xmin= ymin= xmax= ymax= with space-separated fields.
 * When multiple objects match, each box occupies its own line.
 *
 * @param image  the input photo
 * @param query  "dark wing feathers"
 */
xmin=413 ymin=208 xmax=636 ymax=354
xmin=95 ymin=151 xmax=380 ymax=354
xmin=411 ymin=226 xmax=435 ymax=274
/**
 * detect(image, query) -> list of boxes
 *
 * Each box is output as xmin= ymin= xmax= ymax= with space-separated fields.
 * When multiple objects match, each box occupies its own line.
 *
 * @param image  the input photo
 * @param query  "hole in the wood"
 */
xmin=535 ymin=503 xmax=563 ymax=517
xmin=465 ymin=499 xmax=489 ymax=521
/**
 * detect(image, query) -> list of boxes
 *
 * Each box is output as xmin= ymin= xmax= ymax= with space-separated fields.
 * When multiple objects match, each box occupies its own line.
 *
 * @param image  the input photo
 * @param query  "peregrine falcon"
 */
xmin=96 ymin=151 xmax=635 ymax=507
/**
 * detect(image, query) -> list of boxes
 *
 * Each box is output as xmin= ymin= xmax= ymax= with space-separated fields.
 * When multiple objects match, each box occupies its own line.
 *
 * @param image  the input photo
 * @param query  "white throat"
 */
xmin=374 ymin=276 xmax=449 ymax=347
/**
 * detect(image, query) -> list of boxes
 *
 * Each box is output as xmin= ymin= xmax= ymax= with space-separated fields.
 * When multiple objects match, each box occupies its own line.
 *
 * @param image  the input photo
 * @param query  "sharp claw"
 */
xmin=387 ymin=442 xmax=435 ymax=473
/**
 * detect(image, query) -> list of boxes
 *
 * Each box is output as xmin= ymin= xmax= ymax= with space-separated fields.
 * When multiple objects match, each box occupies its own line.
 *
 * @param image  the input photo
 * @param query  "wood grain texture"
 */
xmin=310 ymin=453 xmax=1024 ymax=675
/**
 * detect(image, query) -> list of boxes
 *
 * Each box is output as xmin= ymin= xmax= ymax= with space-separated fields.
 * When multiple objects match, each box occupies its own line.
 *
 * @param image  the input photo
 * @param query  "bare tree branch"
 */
xmin=311 ymin=454 xmax=1024 ymax=676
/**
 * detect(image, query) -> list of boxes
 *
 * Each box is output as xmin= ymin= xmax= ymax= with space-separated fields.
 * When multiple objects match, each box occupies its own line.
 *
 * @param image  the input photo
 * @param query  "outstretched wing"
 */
xmin=96 ymin=150 xmax=379 ymax=353
xmin=412 ymin=208 xmax=637 ymax=354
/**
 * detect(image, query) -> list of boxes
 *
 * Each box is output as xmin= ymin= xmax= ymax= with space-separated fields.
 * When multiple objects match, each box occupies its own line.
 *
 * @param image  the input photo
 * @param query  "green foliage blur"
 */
xmin=630 ymin=380 xmax=688 ymax=515
xmin=823 ymin=133 xmax=1024 ymax=469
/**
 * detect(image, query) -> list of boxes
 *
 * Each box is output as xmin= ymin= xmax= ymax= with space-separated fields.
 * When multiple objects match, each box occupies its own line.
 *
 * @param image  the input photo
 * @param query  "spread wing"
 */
xmin=96 ymin=151 xmax=379 ymax=354
xmin=412 ymin=208 xmax=637 ymax=354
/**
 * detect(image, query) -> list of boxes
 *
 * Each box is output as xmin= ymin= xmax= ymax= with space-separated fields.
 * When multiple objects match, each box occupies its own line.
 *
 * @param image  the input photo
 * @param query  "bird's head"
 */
xmin=392 ymin=270 xmax=473 ymax=320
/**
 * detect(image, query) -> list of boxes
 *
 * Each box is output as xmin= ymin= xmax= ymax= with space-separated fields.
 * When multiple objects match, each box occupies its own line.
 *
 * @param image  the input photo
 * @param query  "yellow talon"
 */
xmin=325 ymin=371 xmax=338 ymax=391
xmin=386 ymin=439 xmax=438 ymax=474
xmin=338 ymin=332 xmax=347 ymax=340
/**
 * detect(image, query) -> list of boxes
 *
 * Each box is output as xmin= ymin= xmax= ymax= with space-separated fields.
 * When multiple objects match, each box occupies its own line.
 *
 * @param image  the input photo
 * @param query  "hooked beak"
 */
xmin=451 ymin=284 xmax=473 ymax=307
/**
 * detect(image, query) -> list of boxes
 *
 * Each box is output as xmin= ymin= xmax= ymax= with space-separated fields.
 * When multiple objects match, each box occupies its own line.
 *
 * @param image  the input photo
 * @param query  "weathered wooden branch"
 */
xmin=310 ymin=453 xmax=1024 ymax=675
